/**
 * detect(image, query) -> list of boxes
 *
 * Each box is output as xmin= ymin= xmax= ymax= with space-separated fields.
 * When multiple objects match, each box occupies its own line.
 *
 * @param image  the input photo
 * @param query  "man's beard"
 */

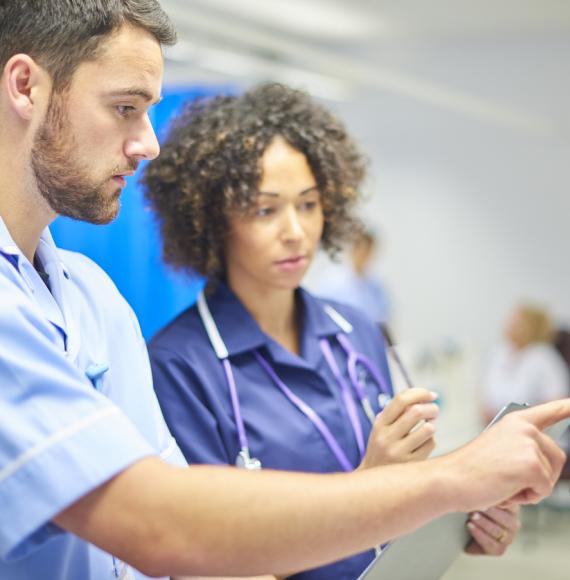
xmin=31 ymin=92 xmax=129 ymax=224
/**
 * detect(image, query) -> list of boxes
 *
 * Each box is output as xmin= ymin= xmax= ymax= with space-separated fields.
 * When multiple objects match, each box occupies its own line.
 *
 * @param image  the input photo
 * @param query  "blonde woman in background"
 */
xmin=482 ymin=304 xmax=570 ymax=425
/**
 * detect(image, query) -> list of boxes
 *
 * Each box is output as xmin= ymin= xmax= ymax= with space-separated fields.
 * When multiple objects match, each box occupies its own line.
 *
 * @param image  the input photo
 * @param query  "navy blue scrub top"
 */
xmin=149 ymin=283 xmax=393 ymax=580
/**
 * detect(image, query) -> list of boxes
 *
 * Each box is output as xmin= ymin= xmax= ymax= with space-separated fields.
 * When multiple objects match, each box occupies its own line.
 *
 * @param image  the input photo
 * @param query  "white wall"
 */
xmin=308 ymin=37 xmax=570 ymax=359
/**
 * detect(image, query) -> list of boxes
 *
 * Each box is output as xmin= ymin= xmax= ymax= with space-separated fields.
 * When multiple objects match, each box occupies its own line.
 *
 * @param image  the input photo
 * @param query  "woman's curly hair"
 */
xmin=142 ymin=83 xmax=367 ymax=282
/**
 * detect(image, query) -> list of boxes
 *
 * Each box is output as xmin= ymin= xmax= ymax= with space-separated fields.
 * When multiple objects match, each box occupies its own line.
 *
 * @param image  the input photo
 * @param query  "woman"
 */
xmin=482 ymin=303 xmax=569 ymax=425
xmin=143 ymin=84 xmax=519 ymax=579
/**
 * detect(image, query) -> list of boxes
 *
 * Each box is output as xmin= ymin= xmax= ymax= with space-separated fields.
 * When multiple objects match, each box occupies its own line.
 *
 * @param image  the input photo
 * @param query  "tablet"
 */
xmin=358 ymin=512 xmax=470 ymax=580
xmin=358 ymin=403 xmax=570 ymax=580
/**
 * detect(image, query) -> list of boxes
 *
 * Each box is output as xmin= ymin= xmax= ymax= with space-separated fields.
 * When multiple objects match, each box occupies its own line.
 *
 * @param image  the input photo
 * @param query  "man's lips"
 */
xmin=111 ymin=170 xmax=136 ymax=187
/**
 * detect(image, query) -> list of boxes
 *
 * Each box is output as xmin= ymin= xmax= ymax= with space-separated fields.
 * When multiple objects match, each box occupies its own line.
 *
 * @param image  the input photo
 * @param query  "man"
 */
xmin=0 ymin=2 xmax=568 ymax=579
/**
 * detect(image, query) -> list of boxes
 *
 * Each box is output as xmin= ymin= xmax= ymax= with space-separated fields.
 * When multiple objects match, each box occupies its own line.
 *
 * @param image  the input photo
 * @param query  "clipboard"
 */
xmin=358 ymin=402 xmax=570 ymax=580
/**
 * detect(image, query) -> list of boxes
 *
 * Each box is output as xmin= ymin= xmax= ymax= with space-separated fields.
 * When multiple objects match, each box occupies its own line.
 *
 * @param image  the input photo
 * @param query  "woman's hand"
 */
xmin=359 ymin=388 xmax=439 ymax=469
xmin=465 ymin=505 xmax=521 ymax=556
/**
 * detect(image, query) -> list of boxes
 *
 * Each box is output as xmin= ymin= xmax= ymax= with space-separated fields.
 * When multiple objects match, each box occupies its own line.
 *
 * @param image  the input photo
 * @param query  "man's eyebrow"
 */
xmin=258 ymin=186 xmax=319 ymax=198
xmin=107 ymin=88 xmax=162 ymax=105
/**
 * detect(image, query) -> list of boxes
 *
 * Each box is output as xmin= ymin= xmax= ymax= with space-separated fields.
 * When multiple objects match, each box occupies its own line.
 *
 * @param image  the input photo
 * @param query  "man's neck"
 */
xmin=228 ymin=275 xmax=300 ymax=355
xmin=0 ymin=152 xmax=55 ymax=262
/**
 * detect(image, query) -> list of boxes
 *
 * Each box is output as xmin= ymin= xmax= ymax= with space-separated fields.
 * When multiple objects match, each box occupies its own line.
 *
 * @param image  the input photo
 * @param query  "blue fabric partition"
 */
xmin=51 ymin=85 xmax=231 ymax=339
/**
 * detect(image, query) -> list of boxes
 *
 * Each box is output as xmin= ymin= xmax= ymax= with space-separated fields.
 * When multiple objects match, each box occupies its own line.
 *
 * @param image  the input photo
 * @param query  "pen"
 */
xmin=379 ymin=322 xmax=416 ymax=390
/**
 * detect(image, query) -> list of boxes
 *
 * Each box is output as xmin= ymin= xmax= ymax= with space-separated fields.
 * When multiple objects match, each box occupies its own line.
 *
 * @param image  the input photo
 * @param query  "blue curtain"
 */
xmin=51 ymin=85 xmax=231 ymax=339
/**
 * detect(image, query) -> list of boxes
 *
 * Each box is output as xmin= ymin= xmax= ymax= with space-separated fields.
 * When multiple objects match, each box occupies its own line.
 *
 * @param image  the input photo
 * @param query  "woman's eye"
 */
xmin=254 ymin=207 xmax=274 ymax=217
xmin=299 ymin=201 xmax=317 ymax=211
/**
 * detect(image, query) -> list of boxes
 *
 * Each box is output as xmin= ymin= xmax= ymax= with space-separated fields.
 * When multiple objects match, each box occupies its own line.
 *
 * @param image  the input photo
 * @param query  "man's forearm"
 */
xmin=173 ymin=576 xmax=277 ymax=580
xmin=55 ymin=399 xmax=570 ymax=578
xmin=57 ymin=456 xmax=455 ymax=577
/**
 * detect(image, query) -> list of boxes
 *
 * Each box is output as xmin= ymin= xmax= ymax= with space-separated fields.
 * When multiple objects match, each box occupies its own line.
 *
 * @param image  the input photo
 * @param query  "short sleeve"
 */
xmin=0 ymin=264 xmax=155 ymax=561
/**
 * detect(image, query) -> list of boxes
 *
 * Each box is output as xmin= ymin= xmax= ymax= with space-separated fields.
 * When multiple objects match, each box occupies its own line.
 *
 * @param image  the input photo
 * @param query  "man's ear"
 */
xmin=2 ymin=54 xmax=50 ymax=121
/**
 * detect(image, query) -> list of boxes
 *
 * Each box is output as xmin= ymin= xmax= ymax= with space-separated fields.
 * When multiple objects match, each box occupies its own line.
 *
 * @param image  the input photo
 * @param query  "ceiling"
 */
xmin=159 ymin=0 xmax=570 ymax=137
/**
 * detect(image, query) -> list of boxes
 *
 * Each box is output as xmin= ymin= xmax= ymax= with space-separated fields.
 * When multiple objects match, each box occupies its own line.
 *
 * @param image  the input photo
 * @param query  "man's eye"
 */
xmin=117 ymin=105 xmax=136 ymax=117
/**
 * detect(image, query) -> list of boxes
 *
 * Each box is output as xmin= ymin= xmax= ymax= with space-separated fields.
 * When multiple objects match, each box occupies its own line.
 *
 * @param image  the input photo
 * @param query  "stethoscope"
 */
xmin=197 ymin=292 xmax=393 ymax=472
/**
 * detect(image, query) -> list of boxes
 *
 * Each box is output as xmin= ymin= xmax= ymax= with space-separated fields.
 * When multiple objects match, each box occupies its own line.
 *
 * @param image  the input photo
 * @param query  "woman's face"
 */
xmin=505 ymin=309 xmax=531 ymax=349
xmin=225 ymin=136 xmax=324 ymax=293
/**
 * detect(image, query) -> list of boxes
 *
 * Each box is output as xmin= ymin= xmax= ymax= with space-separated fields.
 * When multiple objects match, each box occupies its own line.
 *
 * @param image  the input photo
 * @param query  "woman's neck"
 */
xmin=228 ymin=276 xmax=300 ymax=355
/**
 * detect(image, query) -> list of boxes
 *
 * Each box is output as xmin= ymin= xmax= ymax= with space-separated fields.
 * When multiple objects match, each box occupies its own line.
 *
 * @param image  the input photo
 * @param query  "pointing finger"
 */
xmin=516 ymin=399 xmax=570 ymax=431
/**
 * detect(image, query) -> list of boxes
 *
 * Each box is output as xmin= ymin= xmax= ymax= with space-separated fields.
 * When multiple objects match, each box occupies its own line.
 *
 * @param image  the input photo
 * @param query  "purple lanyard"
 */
xmin=254 ymin=350 xmax=355 ymax=472
xmin=222 ymin=358 xmax=249 ymax=452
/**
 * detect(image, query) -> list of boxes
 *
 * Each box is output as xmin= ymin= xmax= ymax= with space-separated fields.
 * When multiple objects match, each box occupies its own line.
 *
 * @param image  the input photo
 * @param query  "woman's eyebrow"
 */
xmin=257 ymin=186 xmax=319 ymax=198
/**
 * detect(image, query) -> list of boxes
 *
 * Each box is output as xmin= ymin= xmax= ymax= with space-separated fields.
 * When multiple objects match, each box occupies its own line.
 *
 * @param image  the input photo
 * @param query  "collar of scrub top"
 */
xmin=200 ymin=282 xmax=345 ymax=369
xmin=197 ymin=285 xmax=392 ymax=472
xmin=0 ymin=217 xmax=82 ymax=360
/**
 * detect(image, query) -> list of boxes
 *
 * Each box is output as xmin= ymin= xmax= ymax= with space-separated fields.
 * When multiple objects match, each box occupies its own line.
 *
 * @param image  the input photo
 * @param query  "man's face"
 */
xmin=31 ymin=24 xmax=163 ymax=223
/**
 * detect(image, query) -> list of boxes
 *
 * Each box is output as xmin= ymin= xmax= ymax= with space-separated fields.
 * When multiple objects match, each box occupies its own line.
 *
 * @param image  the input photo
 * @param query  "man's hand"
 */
xmin=359 ymin=388 xmax=439 ymax=469
xmin=443 ymin=398 xmax=570 ymax=513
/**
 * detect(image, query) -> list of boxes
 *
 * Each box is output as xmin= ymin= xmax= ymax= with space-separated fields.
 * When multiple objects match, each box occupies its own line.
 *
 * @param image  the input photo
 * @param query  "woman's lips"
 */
xmin=274 ymin=255 xmax=308 ymax=273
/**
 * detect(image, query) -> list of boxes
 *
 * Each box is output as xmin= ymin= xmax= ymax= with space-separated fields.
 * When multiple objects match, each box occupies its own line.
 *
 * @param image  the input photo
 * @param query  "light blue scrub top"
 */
xmin=0 ymin=218 xmax=186 ymax=580
xmin=149 ymin=282 xmax=393 ymax=580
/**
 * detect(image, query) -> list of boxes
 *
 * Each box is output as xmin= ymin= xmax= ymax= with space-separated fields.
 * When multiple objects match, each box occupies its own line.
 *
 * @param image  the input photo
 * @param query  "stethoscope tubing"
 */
xmin=319 ymin=339 xmax=367 ymax=458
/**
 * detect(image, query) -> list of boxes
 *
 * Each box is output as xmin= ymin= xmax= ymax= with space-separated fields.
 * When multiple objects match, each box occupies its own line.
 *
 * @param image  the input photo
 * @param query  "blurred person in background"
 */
xmin=144 ymin=83 xmax=522 ymax=580
xmin=316 ymin=228 xmax=391 ymax=325
xmin=481 ymin=304 xmax=570 ymax=425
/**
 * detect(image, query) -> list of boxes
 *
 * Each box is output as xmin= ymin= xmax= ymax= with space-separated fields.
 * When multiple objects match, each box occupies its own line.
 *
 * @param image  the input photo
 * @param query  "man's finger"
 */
xmin=509 ymin=444 xmax=556 ymax=506
xmin=534 ymin=431 xmax=567 ymax=484
xmin=516 ymin=399 xmax=570 ymax=431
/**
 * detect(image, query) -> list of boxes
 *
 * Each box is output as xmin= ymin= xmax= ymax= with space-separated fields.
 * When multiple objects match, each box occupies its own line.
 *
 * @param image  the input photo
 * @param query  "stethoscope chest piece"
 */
xmin=236 ymin=448 xmax=262 ymax=470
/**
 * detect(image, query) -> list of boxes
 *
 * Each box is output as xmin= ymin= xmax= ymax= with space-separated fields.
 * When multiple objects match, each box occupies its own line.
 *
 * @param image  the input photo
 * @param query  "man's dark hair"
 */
xmin=143 ymin=83 xmax=366 ymax=284
xmin=0 ymin=0 xmax=176 ymax=90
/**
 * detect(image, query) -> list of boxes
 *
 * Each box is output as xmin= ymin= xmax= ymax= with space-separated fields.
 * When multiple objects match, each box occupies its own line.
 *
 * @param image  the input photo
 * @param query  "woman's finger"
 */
xmin=378 ymin=388 xmax=437 ymax=425
xmin=397 ymin=421 xmax=436 ymax=456
xmin=407 ymin=433 xmax=437 ymax=461
xmin=476 ymin=506 xmax=520 ymax=534
xmin=465 ymin=518 xmax=509 ymax=556
xmin=389 ymin=403 xmax=439 ymax=440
